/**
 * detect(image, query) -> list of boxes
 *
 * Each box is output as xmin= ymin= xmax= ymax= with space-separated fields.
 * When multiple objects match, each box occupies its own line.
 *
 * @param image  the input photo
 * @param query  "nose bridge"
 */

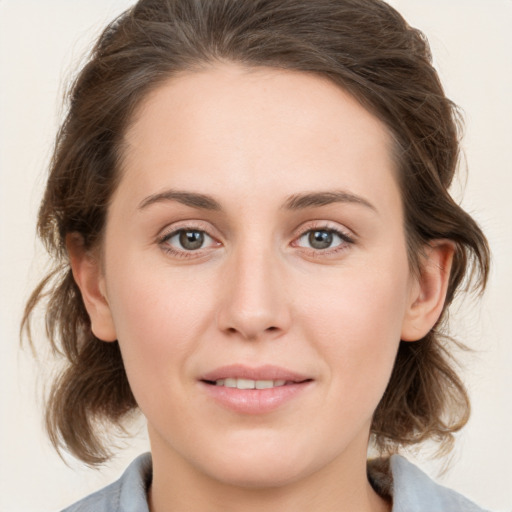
xmin=217 ymin=234 xmax=289 ymax=340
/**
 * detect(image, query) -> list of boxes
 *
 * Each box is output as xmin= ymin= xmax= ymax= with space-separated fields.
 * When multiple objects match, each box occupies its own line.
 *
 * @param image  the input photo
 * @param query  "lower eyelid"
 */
xmin=158 ymin=236 xmax=220 ymax=261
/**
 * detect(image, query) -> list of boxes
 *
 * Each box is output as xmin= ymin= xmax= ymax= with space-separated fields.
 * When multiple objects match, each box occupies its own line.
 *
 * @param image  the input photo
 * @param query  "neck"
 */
xmin=148 ymin=435 xmax=391 ymax=512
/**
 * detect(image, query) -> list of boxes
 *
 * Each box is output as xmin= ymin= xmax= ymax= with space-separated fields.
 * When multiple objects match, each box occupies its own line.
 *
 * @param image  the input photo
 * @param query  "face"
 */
xmin=88 ymin=65 xmax=423 ymax=487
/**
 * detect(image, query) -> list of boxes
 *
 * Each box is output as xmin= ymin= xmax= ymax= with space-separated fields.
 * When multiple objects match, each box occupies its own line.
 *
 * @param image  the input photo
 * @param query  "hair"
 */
xmin=23 ymin=0 xmax=490 ymax=465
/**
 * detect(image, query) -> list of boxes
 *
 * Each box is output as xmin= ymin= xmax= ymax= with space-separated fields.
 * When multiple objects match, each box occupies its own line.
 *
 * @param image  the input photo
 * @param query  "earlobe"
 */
xmin=66 ymin=233 xmax=117 ymax=342
xmin=401 ymin=240 xmax=455 ymax=342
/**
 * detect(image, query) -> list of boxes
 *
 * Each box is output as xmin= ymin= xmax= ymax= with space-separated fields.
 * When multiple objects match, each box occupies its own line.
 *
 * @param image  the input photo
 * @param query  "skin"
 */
xmin=69 ymin=64 xmax=453 ymax=512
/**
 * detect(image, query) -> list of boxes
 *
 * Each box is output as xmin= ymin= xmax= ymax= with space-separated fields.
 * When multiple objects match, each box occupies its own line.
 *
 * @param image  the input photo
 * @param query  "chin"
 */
xmin=198 ymin=442 xmax=320 ymax=489
xmin=211 ymin=461 xmax=307 ymax=489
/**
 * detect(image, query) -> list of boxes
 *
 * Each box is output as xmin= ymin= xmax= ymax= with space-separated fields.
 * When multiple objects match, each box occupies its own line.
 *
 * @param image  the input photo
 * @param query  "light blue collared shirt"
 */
xmin=61 ymin=453 xmax=490 ymax=511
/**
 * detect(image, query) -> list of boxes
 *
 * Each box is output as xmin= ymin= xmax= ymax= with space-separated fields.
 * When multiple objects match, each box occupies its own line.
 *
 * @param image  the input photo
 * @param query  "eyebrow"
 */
xmin=138 ymin=190 xmax=222 ymax=211
xmin=283 ymin=190 xmax=377 ymax=213
xmin=138 ymin=188 xmax=377 ymax=213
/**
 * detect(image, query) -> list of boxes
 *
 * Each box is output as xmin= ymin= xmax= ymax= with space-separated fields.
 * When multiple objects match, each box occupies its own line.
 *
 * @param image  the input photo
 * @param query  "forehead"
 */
xmin=118 ymin=64 xmax=400 ymax=215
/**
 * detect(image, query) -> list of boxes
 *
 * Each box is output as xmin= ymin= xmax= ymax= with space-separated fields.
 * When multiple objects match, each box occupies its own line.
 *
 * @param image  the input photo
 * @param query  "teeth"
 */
xmin=237 ymin=378 xmax=256 ymax=389
xmin=215 ymin=378 xmax=287 ymax=389
xmin=256 ymin=380 xmax=274 ymax=389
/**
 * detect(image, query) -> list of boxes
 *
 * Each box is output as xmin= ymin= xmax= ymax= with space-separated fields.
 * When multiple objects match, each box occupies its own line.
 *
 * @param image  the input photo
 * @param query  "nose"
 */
xmin=216 ymin=243 xmax=291 ymax=341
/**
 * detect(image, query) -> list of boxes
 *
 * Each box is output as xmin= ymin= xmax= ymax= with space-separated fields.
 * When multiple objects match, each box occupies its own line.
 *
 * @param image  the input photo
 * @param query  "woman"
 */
xmin=22 ymin=0 xmax=492 ymax=510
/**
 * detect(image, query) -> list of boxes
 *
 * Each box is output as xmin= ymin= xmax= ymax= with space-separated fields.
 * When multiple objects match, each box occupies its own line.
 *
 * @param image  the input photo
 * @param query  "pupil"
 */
xmin=309 ymin=230 xmax=332 ymax=249
xmin=179 ymin=230 xmax=204 ymax=250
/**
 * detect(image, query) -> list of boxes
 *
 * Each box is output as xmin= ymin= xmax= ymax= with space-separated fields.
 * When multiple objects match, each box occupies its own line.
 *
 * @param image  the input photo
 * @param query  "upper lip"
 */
xmin=200 ymin=364 xmax=311 ymax=383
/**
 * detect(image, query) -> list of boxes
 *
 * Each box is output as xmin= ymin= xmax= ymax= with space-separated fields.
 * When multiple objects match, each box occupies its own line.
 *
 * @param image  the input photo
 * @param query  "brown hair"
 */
xmin=23 ymin=0 xmax=490 ymax=465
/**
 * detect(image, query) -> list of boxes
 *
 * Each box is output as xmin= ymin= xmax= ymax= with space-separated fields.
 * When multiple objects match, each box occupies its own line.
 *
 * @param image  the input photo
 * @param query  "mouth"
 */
xmin=203 ymin=377 xmax=309 ymax=389
xmin=199 ymin=365 xmax=314 ymax=414
xmin=200 ymin=364 xmax=312 ymax=387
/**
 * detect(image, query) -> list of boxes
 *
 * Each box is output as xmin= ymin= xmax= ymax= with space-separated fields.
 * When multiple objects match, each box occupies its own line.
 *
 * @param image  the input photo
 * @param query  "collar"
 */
xmin=63 ymin=452 xmax=489 ymax=511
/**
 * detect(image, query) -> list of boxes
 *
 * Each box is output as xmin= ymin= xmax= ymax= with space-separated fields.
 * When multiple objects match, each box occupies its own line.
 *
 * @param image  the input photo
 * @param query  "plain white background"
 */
xmin=1 ymin=1 xmax=511 ymax=511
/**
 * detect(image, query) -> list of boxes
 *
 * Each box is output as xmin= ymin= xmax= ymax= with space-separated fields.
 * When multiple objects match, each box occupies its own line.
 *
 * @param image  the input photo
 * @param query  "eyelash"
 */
xmin=157 ymin=223 xmax=355 ymax=260
xmin=292 ymin=224 xmax=355 ymax=257
xmin=157 ymin=224 xmax=219 ymax=259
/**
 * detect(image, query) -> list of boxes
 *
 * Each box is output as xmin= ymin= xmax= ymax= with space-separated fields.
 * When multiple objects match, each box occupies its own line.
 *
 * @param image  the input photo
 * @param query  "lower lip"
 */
xmin=200 ymin=381 xmax=313 ymax=415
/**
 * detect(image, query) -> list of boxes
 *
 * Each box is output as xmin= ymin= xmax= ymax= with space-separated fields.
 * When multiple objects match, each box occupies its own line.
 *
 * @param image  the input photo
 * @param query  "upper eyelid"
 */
xmin=297 ymin=228 xmax=352 ymax=243
xmin=160 ymin=228 xmax=214 ymax=242
xmin=292 ymin=220 xmax=356 ymax=241
xmin=157 ymin=220 xmax=220 ymax=242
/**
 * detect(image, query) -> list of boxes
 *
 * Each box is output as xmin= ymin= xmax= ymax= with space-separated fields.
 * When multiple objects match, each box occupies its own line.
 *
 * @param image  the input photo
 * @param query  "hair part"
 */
xmin=22 ymin=0 xmax=490 ymax=465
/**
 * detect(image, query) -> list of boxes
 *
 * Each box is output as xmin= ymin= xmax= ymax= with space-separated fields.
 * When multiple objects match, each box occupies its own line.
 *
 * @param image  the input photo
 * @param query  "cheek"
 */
xmin=104 ymin=255 xmax=217 ymax=390
xmin=297 ymin=257 xmax=410 ymax=398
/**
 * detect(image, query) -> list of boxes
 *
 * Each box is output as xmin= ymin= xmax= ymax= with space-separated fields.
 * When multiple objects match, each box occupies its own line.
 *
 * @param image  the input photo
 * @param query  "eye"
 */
xmin=161 ymin=228 xmax=216 ymax=252
xmin=295 ymin=228 xmax=353 ymax=251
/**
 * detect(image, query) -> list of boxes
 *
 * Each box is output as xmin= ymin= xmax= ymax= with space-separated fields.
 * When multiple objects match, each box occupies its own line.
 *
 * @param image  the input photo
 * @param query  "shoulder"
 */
xmin=369 ymin=454 xmax=491 ymax=512
xmin=61 ymin=453 xmax=152 ymax=512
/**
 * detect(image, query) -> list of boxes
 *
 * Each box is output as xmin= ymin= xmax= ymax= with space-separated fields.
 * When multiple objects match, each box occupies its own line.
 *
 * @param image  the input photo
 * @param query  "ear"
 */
xmin=66 ymin=233 xmax=117 ymax=342
xmin=401 ymin=240 xmax=455 ymax=342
